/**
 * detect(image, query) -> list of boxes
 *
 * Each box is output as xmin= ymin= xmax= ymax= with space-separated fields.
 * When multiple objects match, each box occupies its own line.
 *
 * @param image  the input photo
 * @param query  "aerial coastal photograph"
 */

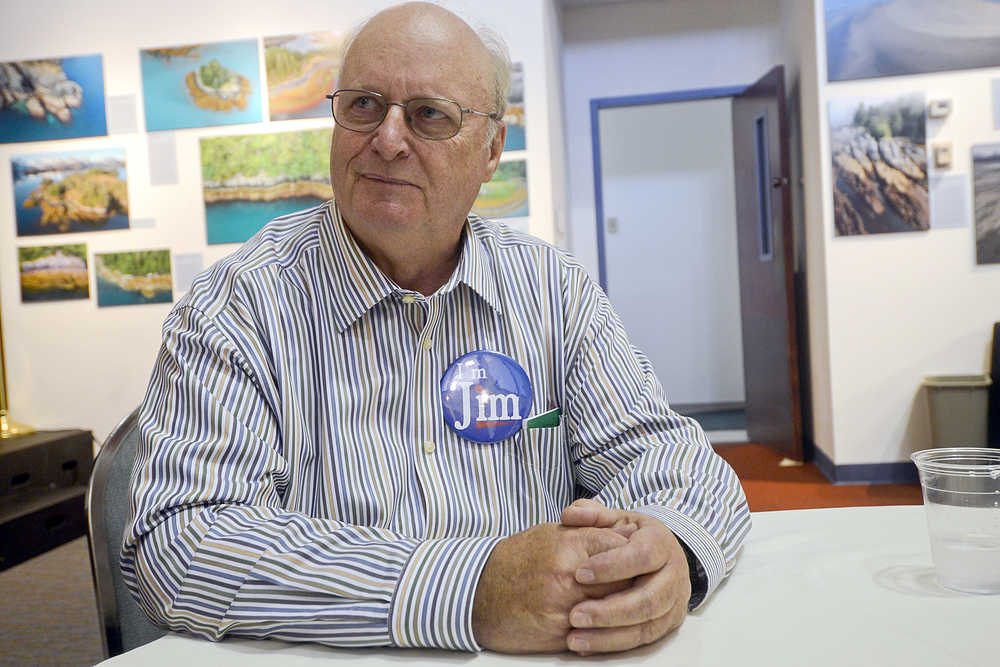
xmin=140 ymin=40 xmax=262 ymax=131
xmin=12 ymin=149 xmax=129 ymax=236
xmin=200 ymin=128 xmax=333 ymax=244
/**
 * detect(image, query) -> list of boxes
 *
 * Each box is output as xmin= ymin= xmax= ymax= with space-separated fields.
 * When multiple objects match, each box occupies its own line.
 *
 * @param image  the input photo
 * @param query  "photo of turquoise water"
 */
xmin=504 ymin=124 xmax=525 ymax=152
xmin=141 ymin=40 xmax=262 ymax=131
xmin=12 ymin=148 xmax=129 ymax=236
xmin=206 ymin=197 xmax=323 ymax=244
xmin=503 ymin=62 xmax=525 ymax=152
xmin=95 ymin=250 xmax=173 ymax=307
xmin=96 ymin=273 xmax=172 ymax=306
xmin=0 ymin=55 xmax=107 ymax=144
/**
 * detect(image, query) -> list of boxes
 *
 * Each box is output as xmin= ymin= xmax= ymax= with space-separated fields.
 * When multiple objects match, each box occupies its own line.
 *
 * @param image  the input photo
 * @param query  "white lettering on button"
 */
xmin=423 ymin=440 xmax=436 ymax=454
xmin=402 ymin=295 xmax=416 ymax=304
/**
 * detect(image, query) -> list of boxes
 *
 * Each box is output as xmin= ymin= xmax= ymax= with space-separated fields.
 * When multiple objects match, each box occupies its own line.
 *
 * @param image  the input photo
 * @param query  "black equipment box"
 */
xmin=0 ymin=429 xmax=93 ymax=570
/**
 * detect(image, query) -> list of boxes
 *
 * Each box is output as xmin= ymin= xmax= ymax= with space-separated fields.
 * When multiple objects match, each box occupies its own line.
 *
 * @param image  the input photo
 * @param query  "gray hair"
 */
xmin=337 ymin=6 xmax=512 ymax=141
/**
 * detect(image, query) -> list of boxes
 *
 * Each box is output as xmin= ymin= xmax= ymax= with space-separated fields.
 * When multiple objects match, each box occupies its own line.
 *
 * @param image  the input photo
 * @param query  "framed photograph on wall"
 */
xmin=264 ymin=31 xmax=342 ymax=121
xmin=829 ymin=92 xmax=928 ymax=236
xmin=825 ymin=0 xmax=1000 ymax=82
xmin=12 ymin=148 xmax=129 ymax=237
xmin=0 ymin=55 xmax=107 ymax=144
xmin=200 ymin=128 xmax=333 ymax=244
xmin=95 ymin=249 xmax=173 ymax=307
xmin=973 ymin=143 xmax=1000 ymax=265
xmin=140 ymin=40 xmax=262 ymax=131
xmin=472 ymin=159 xmax=529 ymax=219
xmin=17 ymin=244 xmax=89 ymax=302
xmin=503 ymin=62 xmax=525 ymax=152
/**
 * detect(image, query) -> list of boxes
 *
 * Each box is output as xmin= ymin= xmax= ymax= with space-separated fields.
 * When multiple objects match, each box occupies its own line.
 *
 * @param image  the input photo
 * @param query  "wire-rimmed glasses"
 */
xmin=327 ymin=89 xmax=501 ymax=141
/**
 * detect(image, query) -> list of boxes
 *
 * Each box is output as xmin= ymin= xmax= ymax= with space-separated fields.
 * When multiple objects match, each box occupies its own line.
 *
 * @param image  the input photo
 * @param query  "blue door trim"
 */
xmin=590 ymin=85 xmax=747 ymax=291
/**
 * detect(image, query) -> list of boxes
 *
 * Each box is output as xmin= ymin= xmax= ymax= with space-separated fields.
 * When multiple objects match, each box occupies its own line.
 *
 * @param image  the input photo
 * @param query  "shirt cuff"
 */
xmin=633 ymin=504 xmax=726 ymax=610
xmin=389 ymin=535 xmax=504 ymax=651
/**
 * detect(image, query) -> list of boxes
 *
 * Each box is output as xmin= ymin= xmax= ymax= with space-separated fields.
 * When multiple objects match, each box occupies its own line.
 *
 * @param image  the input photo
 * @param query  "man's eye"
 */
xmin=354 ymin=96 xmax=376 ymax=109
xmin=414 ymin=105 xmax=446 ymax=120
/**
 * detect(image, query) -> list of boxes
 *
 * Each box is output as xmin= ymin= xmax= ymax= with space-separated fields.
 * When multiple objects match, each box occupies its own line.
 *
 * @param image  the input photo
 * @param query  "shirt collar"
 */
xmin=321 ymin=203 xmax=502 ymax=333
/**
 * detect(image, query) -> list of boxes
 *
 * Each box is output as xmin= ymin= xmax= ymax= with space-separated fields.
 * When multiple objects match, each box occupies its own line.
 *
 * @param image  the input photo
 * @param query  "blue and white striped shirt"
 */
xmin=122 ymin=202 xmax=750 ymax=652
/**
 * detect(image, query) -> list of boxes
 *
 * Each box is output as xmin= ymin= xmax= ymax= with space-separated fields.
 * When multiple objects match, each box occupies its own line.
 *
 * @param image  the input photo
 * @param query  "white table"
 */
xmin=101 ymin=506 xmax=997 ymax=667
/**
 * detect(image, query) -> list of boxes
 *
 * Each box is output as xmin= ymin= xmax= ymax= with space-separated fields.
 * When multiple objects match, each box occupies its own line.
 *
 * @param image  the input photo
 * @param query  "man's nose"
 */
xmin=370 ymin=103 xmax=411 ymax=160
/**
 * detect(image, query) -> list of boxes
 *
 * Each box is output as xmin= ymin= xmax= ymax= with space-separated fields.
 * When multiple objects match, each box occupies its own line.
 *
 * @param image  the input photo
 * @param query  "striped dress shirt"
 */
xmin=122 ymin=201 xmax=750 ymax=652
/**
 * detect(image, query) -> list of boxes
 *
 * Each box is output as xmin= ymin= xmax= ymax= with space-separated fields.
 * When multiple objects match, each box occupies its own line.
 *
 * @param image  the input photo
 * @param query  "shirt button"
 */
xmin=422 ymin=338 xmax=433 ymax=350
xmin=402 ymin=294 xmax=416 ymax=304
xmin=423 ymin=440 xmax=436 ymax=454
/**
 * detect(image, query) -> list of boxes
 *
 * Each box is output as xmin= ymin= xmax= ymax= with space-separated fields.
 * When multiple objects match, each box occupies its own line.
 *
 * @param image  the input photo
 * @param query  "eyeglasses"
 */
xmin=327 ymin=89 xmax=501 ymax=141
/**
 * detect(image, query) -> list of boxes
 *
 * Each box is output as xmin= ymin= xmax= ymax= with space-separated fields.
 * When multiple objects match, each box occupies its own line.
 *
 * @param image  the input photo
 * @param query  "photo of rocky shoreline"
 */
xmin=95 ymin=250 xmax=173 ymax=307
xmin=0 ymin=55 xmax=107 ymax=143
xmin=12 ymin=149 xmax=129 ymax=236
xmin=829 ymin=93 xmax=928 ymax=236
xmin=18 ymin=244 xmax=90 ymax=302
xmin=200 ymin=129 xmax=333 ymax=244
xmin=973 ymin=143 xmax=1000 ymax=265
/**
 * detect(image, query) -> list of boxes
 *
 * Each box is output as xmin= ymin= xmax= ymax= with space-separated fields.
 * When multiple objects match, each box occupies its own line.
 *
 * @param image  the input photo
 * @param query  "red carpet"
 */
xmin=713 ymin=443 xmax=923 ymax=512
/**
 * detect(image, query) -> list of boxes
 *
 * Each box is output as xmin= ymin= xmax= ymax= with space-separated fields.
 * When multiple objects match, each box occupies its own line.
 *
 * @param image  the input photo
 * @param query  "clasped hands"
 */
xmin=471 ymin=499 xmax=691 ymax=655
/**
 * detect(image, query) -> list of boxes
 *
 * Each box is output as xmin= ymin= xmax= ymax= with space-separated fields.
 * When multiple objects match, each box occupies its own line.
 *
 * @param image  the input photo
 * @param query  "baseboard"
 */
xmin=812 ymin=446 xmax=919 ymax=485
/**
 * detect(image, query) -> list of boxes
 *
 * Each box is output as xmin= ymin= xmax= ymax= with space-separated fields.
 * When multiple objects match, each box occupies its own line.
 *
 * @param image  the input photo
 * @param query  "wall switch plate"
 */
xmin=928 ymin=98 xmax=953 ymax=118
xmin=933 ymin=142 xmax=953 ymax=168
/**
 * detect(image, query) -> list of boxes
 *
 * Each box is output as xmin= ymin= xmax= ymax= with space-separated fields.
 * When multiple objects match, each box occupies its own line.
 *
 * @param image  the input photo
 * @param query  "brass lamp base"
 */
xmin=0 ymin=410 xmax=35 ymax=438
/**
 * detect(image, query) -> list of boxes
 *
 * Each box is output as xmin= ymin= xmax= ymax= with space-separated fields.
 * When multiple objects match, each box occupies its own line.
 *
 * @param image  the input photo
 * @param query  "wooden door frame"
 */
xmin=590 ymin=86 xmax=745 ymax=291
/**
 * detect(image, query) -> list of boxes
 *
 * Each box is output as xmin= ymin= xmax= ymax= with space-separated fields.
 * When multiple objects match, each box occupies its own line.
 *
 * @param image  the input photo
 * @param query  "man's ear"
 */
xmin=483 ymin=122 xmax=507 ymax=183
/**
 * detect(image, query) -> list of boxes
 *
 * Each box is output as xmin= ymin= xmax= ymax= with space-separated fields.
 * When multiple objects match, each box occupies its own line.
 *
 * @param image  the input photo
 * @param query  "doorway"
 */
xmin=592 ymin=87 xmax=748 ymax=441
xmin=590 ymin=68 xmax=802 ymax=460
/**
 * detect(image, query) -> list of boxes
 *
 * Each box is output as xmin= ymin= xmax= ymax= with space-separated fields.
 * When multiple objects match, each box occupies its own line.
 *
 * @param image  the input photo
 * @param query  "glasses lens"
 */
xmin=332 ymin=91 xmax=386 ymax=131
xmin=406 ymin=98 xmax=462 ymax=139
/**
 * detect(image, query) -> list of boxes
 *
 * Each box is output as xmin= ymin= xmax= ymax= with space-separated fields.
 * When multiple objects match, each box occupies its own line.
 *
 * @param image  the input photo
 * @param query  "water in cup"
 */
xmin=911 ymin=447 xmax=1000 ymax=594
xmin=924 ymin=504 xmax=1000 ymax=593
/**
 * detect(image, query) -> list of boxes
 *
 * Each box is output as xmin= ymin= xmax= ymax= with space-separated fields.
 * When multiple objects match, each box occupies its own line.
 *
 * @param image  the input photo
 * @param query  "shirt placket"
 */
xmin=408 ymin=292 xmax=450 ymax=538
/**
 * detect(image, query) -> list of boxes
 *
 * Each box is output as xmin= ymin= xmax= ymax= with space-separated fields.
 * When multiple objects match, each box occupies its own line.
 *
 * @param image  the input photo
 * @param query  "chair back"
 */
xmin=86 ymin=408 xmax=167 ymax=657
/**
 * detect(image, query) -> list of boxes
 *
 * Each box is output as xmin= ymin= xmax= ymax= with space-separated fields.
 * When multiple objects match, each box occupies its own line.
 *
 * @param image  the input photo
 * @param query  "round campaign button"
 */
xmin=440 ymin=350 xmax=533 ymax=443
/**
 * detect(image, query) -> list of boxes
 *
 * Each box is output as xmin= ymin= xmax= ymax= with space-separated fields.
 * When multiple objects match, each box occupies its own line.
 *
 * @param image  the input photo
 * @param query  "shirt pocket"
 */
xmin=517 ymin=425 xmax=571 ymax=474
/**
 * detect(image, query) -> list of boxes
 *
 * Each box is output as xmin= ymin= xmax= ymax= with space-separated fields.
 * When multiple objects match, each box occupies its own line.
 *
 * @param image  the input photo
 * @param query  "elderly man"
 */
xmin=123 ymin=1 xmax=749 ymax=656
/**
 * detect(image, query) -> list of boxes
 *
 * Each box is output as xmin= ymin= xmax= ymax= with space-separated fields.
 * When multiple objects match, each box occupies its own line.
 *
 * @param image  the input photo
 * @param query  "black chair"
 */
xmin=86 ymin=408 xmax=167 ymax=658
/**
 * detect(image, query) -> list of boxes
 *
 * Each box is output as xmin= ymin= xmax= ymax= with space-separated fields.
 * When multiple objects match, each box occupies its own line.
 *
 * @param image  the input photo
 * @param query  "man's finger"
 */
xmin=577 ymin=526 xmax=630 ymax=557
xmin=566 ymin=601 xmax=686 ymax=655
xmin=570 ymin=567 xmax=680 ymax=628
xmin=561 ymin=501 xmax=638 ymax=538
xmin=560 ymin=499 xmax=617 ymax=526
xmin=574 ymin=526 xmax=669 ymax=584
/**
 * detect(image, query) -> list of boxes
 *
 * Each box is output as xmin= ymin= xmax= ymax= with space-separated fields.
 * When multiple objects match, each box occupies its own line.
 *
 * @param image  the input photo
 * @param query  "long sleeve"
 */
xmin=563 ymin=275 xmax=751 ymax=607
xmin=121 ymin=304 xmax=501 ymax=651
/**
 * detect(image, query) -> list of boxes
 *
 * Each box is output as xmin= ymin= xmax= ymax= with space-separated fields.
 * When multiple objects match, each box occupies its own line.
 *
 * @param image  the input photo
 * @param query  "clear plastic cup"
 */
xmin=911 ymin=447 xmax=1000 ymax=594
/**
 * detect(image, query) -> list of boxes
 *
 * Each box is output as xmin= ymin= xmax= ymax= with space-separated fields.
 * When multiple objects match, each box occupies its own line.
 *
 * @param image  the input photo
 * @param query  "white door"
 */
xmin=598 ymin=98 xmax=745 ymax=406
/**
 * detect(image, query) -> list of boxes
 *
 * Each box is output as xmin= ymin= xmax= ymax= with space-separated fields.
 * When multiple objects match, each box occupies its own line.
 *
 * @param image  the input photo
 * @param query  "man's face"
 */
xmin=329 ymin=16 xmax=505 ymax=248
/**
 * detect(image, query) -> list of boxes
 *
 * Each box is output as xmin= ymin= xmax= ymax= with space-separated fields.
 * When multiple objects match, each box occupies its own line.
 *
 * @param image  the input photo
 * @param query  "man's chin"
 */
xmin=344 ymin=202 xmax=424 ymax=232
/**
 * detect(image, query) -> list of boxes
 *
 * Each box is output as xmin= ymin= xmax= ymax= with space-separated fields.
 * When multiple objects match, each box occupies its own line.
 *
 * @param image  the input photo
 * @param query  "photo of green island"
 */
xmin=95 ymin=249 xmax=172 ymax=307
xmin=18 ymin=244 xmax=89 ymax=302
xmin=201 ymin=129 xmax=333 ymax=244
xmin=12 ymin=149 xmax=129 ymax=236
xmin=140 ymin=40 xmax=262 ymax=131
xmin=472 ymin=159 xmax=529 ymax=219
xmin=265 ymin=32 xmax=341 ymax=120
